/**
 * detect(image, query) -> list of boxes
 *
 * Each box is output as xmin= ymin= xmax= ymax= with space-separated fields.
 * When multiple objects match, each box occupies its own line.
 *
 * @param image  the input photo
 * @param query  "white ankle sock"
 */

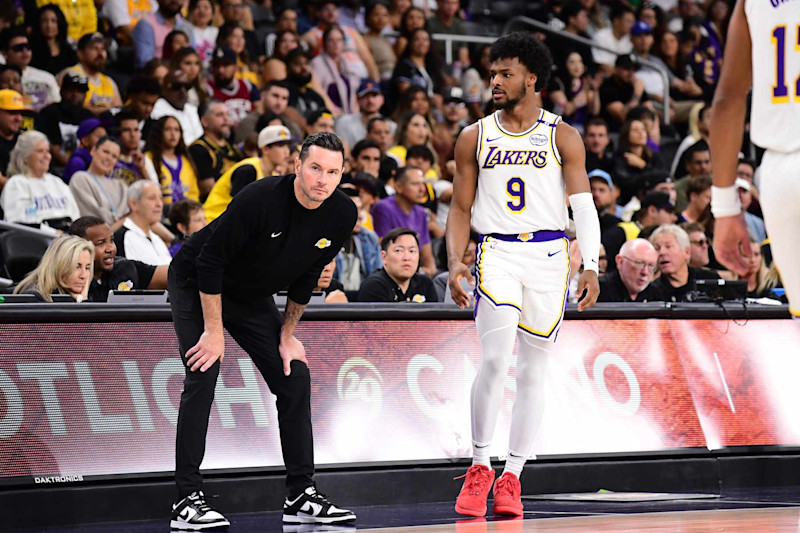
xmin=472 ymin=442 xmax=491 ymax=467
xmin=503 ymin=452 xmax=526 ymax=478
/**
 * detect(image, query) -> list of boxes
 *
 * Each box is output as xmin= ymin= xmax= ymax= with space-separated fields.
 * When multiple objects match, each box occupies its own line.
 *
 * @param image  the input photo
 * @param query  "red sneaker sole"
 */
xmin=492 ymin=504 xmax=523 ymax=516
xmin=455 ymin=503 xmax=487 ymax=517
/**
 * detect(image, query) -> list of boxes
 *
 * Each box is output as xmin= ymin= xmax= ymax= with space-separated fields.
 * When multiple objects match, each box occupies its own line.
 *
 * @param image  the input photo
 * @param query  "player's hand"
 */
xmin=448 ymin=262 xmax=475 ymax=309
xmin=279 ymin=334 xmax=308 ymax=376
xmin=576 ymin=270 xmax=600 ymax=312
xmin=713 ymin=214 xmax=753 ymax=277
xmin=186 ymin=330 xmax=225 ymax=372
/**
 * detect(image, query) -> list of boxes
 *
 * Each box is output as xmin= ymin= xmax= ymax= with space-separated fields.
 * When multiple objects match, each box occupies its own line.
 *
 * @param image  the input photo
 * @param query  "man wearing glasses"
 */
xmin=151 ymin=70 xmax=204 ymax=145
xmin=599 ymin=238 xmax=663 ymax=302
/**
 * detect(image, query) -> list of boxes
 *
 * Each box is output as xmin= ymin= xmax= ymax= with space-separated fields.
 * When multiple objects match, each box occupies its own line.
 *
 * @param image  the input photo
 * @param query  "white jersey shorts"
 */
xmin=474 ymin=230 xmax=571 ymax=341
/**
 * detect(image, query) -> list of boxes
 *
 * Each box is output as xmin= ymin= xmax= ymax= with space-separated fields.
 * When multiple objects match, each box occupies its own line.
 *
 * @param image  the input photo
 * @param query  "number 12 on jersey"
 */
xmin=772 ymin=25 xmax=800 ymax=103
xmin=506 ymin=177 xmax=526 ymax=212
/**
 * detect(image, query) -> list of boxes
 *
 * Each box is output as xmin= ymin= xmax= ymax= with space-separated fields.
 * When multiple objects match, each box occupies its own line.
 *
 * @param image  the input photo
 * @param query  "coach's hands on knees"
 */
xmin=576 ymin=270 xmax=600 ymax=312
xmin=279 ymin=335 xmax=308 ymax=376
xmin=448 ymin=262 xmax=475 ymax=309
xmin=186 ymin=330 xmax=225 ymax=372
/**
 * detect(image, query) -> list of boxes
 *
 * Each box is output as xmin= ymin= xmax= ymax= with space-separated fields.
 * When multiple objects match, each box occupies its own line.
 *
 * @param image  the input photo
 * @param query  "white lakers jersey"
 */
xmin=471 ymin=109 xmax=568 ymax=234
xmin=745 ymin=0 xmax=800 ymax=153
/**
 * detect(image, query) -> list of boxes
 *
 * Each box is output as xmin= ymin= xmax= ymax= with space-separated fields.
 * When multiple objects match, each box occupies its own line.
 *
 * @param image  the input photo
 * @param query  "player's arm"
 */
xmin=557 ymin=121 xmax=600 ymax=312
xmin=709 ymin=0 xmax=753 ymax=276
xmin=445 ymin=123 xmax=479 ymax=309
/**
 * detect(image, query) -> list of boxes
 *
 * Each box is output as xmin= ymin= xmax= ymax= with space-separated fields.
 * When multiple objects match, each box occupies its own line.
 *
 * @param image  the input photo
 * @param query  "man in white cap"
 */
xmin=202 ymin=125 xmax=292 ymax=221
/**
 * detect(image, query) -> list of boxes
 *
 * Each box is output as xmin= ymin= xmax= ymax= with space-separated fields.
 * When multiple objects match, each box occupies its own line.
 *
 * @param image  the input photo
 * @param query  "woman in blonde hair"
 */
xmin=14 ymin=235 xmax=94 ymax=302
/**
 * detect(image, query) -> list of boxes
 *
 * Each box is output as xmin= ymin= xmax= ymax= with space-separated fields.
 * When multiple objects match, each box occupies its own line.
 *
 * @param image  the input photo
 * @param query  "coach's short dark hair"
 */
xmin=69 ymin=216 xmax=108 ymax=238
xmin=489 ymin=32 xmax=552 ymax=91
xmin=380 ymin=227 xmax=420 ymax=251
xmin=299 ymin=132 xmax=345 ymax=163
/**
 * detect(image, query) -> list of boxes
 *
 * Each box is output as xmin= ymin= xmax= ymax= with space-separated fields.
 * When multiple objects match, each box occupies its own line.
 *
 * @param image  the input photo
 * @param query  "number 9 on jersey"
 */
xmin=506 ymin=177 xmax=526 ymax=212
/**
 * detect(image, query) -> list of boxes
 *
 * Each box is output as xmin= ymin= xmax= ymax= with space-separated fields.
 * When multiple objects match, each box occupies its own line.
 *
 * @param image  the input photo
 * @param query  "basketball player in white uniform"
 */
xmin=446 ymin=32 xmax=601 ymax=517
xmin=711 ymin=0 xmax=800 ymax=313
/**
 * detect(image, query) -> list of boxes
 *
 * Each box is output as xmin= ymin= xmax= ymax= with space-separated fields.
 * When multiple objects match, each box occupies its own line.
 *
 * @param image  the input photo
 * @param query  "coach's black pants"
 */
xmin=168 ymin=268 xmax=314 ymax=500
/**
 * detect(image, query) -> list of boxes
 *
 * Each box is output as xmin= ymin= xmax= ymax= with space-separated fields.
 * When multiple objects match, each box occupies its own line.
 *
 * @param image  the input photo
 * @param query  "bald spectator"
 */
xmin=150 ymin=70 xmax=204 ymax=145
xmin=599 ymin=238 xmax=663 ymax=302
xmin=651 ymin=224 xmax=719 ymax=302
xmin=678 ymin=174 xmax=711 ymax=224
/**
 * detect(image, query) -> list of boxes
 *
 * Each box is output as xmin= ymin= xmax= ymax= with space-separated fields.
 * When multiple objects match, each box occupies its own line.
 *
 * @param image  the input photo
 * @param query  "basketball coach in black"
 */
xmin=168 ymin=132 xmax=358 ymax=530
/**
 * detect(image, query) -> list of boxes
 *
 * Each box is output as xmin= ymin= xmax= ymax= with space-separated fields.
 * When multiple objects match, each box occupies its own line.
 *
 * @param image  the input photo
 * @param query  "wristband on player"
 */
xmin=710 ymin=185 xmax=742 ymax=218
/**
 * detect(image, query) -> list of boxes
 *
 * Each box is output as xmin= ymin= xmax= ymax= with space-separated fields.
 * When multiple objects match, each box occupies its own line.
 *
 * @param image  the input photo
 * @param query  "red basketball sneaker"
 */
xmin=492 ymin=472 xmax=523 ymax=516
xmin=455 ymin=465 xmax=495 ymax=517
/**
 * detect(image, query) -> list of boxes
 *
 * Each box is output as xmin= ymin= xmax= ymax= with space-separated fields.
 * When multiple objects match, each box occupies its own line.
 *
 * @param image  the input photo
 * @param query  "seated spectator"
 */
xmin=549 ymin=52 xmax=600 ymax=135
xmin=612 ymin=118 xmax=666 ymax=205
xmin=349 ymin=171 xmax=381 ymax=231
xmin=671 ymin=104 xmax=710 ymax=177
xmin=349 ymin=139 xmax=382 ymax=180
xmin=744 ymin=238 xmax=780 ymax=299
xmin=651 ymin=223 xmax=719 ymax=302
xmin=336 ymin=185 xmax=382 ymax=291
xmin=265 ymin=8 xmax=303 ymax=58
xmin=388 ymin=112 xmax=433 ymax=165
xmin=110 ymin=111 xmax=148 ymax=185
xmin=393 ymin=6 xmax=425 ymax=59
xmin=736 ymin=178 xmax=767 ymax=243
xmin=371 ymin=166 xmax=436 ymax=276
xmin=219 ymin=0 xmax=263 ymax=64
xmin=104 ymin=75 xmax=161 ymax=131
xmin=589 ymin=169 xmax=622 ymax=233
xmin=367 ymin=116 xmax=395 ymax=155
xmin=168 ymin=199 xmax=206 ymax=255
xmin=678 ymin=174 xmax=711 ymax=224
xmin=284 ymin=49 xmax=328 ymax=121
xmin=162 ymin=30 xmax=191 ymax=61
xmin=150 ymin=70 xmax=204 ymax=145
xmin=602 ymin=191 xmax=676 ymax=272
xmin=358 ymin=227 xmax=438 ymax=302
xmin=336 ymin=80 xmax=394 ymax=149
xmin=13 ymin=234 xmax=93 ymax=302
xmin=736 ymin=158 xmax=761 ymax=218
xmin=143 ymin=58 xmax=170 ymax=84
xmin=32 ymin=0 xmax=97 ymax=43
xmin=592 ymin=4 xmax=635 ymax=71
xmin=235 ymin=80 xmax=303 ymax=143
xmin=144 ymin=116 xmax=201 ymax=205
xmin=388 ymin=29 xmax=444 ymax=110
xmin=204 ymin=47 xmax=259 ymax=128
xmin=68 ymin=216 xmax=168 ymax=301
xmin=303 ymin=0 xmax=379 ymax=81
xmin=261 ymin=28 xmax=302 ymax=82
xmin=584 ymin=118 xmax=614 ymax=174
xmin=0 ymin=88 xmax=23 ymax=182
xmin=433 ymin=235 xmax=476 ymax=302
xmin=363 ymin=3 xmax=396 ymax=81
xmin=63 ymin=118 xmax=107 ymax=182
xmin=1 ymin=131 xmax=80 ymax=232
xmin=682 ymin=222 xmax=713 ymax=270
xmin=59 ymin=33 xmax=122 ymax=116
xmin=203 ymin=125 xmax=292 ymax=221
xmin=392 ymin=85 xmax=436 ymax=125
xmin=599 ymin=54 xmax=647 ymax=133
xmin=37 ymin=74 xmax=93 ymax=169
xmin=114 ymin=180 xmax=172 ymax=265
xmin=432 ymin=89 xmax=466 ymax=173
xmin=189 ymin=101 xmax=243 ymax=190
xmin=102 ymin=0 xmax=156 ymax=46
xmin=598 ymin=238 xmax=662 ymax=302
xmin=306 ymin=108 xmax=336 ymax=135
xmin=461 ymin=44 xmax=492 ymax=121
xmin=426 ymin=0 xmax=469 ymax=66
xmin=187 ymin=0 xmax=219 ymax=67
xmin=0 ymin=26 xmax=60 ymax=113
xmin=69 ymin=136 xmax=128 ymax=226
xmin=132 ymin=0 xmax=193 ymax=68
xmin=29 ymin=5 xmax=77 ymax=76
xmin=673 ymin=140 xmax=711 ymax=209
xmin=170 ymin=47 xmax=209 ymax=108
xmin=310 ymin=25 xmax=361 ymax=115
xmin=215 ymin=23 xmax=260 ymax=86
xmin=549 ymin=2 xmax=597 ymax=79
xmin=315 ymin=259 xmax=348 ymax=303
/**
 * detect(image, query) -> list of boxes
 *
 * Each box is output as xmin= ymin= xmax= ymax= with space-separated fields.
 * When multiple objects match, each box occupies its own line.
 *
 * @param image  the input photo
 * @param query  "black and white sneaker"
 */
xmin=170 ymin=491 xmax=230 ymax=530
xmin=282 ymin=486 xmax=356 ymax=524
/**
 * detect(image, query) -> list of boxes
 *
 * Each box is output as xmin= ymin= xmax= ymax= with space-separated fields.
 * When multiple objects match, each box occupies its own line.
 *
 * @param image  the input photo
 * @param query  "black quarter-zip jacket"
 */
xmin=172 ymin=174 xmax=357 ymax=304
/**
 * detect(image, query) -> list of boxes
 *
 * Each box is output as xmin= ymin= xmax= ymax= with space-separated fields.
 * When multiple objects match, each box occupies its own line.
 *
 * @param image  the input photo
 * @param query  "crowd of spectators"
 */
xmin=0 ymin=0 xmax=781 ymax=305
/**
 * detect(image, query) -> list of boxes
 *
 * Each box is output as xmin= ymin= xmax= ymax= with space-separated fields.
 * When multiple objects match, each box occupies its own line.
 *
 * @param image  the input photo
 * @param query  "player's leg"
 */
xmin=223 ymin=295 xmax=355 ymax=525
xmin=168 ymin=269 xmax=230 ymax=530
xmin=456 ymin=238 xmax=523 ymax=517
xmin=759 ymin=150 xmax=800 ymax=314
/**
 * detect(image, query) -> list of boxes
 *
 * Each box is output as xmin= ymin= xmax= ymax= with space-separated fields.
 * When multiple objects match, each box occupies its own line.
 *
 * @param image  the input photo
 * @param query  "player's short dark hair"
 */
xmin=169 ymin=199 xmax=204 ymax=233
xmin=127 ymin=75 xmax=162 ymax=97
xmin=395 ymin=165 xmax=421 ymax=184
xmin=489 ymin=31 xmax=552 ymax=91
xmin=686 ymin=174 xmax=712 ymax=198
xmin=69 ymin=216 xmax=108 ymax=238
xmin=380 ymin=227 xmax=420 ymax=251
xmin=299 ymin=132 xmax=345 ymax=163
xmin=367 ymin=115 xmax=390 ymax=133
xmin=352 ymin=138 xmax=381 ymax=159
xmin=405 ymin=144 xmax=434 ymax=163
